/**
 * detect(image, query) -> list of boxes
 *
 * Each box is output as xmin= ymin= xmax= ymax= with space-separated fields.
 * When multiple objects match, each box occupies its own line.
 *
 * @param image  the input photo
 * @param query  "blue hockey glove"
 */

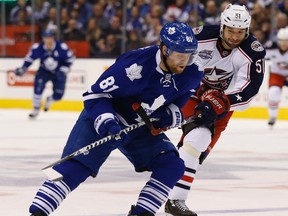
xmin=97 ymin=118 xmax=129 ymax=146
xmin=200 ymin=89 xmax=230 ymax=118
xmin=15 ymin=67 xmax=27 ymax=76
xmin=193 ymin=88 xmax=230 ymax=128
xmin=193 ymin=101 xmax=217 ymax=128
xmin=150 ymin=104 xmax=183 ymax=129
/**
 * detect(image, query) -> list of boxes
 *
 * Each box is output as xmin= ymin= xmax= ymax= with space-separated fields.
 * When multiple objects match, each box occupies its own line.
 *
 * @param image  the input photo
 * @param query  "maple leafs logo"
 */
xmin=125 ymin=63 xmax=143 ymax=81
xmin=168 ymin=27 xmax=176 ymax=34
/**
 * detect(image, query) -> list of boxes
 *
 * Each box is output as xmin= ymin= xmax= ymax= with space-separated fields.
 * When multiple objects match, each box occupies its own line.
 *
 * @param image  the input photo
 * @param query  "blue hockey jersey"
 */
xmin=22 ymin=40 xmax=75 ymax=74
xmin=83 ymin=45 xmax=203 ymax=126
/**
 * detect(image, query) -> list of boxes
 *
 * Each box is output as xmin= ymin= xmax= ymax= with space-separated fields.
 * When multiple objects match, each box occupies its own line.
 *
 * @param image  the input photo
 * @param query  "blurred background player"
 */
xmin=165 ymin=4 xmax=266 ymax=216
xmin=14 ymin=29 xmax=75 ymax=119
xmin=28 ymin=22 xmax=203 ymax=216
xmin=266 ymin=27 xmax=288 ymax=127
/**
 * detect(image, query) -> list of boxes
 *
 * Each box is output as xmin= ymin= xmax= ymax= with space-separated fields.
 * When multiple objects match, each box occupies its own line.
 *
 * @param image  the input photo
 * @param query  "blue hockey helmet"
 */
xmin=42 ymin=29 xmax=56 ymax=37
xmin=160 ymin=22 xmax=198 ymax=55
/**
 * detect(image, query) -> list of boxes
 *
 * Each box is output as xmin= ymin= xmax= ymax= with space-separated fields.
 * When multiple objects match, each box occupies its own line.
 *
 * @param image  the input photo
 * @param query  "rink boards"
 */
xmin=0 ymin=58 xmax=288 ymax=120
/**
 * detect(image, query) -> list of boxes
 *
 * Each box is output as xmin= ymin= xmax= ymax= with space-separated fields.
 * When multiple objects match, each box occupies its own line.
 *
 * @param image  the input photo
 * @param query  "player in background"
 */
xmin=266 ymin=27 xmax=288 ymax=127
xmin=165 ymin=4 xmax=266 ymax=216
xmin=15 ymin=29 xmax=75 ymax=119
xmin=28 ymin=22 xmax=204 ymax=216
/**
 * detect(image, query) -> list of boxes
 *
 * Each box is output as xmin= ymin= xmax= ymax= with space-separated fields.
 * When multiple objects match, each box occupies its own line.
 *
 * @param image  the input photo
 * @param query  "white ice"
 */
xmin=0 ymin=109 xmax=288 ymax=216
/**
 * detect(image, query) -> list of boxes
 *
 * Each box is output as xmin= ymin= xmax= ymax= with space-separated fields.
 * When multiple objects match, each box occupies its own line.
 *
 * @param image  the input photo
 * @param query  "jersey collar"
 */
xmin=217 ymin=38 xmax=232 ymax=58
xmin=156 ymin=49 xmax=164 ymax=74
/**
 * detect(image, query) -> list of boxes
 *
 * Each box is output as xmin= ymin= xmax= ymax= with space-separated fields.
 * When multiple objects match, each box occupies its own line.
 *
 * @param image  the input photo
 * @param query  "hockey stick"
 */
xmin=42 ymin=120 xmax=148 ymax=181
xmin=132 ymin=103 xmax=164 ymax=135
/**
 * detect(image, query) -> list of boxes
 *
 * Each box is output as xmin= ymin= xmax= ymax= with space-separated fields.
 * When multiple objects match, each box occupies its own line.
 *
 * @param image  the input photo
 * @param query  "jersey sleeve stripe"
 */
xmin=228 ymin=64 xmax=251 ymax=94
xmin=238 ymin=47 xmax=252 ymax=62
xmin=83 ymin=93 xmax=112 ymax=101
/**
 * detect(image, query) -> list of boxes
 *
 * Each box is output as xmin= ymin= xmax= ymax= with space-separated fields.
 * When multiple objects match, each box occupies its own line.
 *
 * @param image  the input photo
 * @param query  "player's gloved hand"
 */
xmin=15 ymin=67 xmax=27 ymax=76
xmin=193 ymin=88 xmax=230 ymax=127
xmin=196 ymin=83 xmax=211 ymax=98
xmin=193 ymin=101 xmax=217 ymax=128
xmin=199 ymin=87 xmax=230 ymax=117
xmin=97 ymin=118 xmax=129 ymax=146
xmin=150 ymin=104 xmax=183 ymax=129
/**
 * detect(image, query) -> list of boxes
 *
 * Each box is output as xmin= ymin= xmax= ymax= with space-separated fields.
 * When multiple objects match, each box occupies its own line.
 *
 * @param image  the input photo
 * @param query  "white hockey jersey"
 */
xmin=193 ymin=25 xmax=266 ymax=111
xmin=266 ymin=47 xmax=288 ymax=77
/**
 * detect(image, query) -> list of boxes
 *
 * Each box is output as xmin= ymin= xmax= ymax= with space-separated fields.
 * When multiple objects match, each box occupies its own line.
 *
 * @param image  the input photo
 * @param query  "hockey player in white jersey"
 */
xmin=165 ymin=4 xmax=266 ymax=216
xmin=28 ymin=22 xmax=203 ymax=216
xmin=266 ymin=27 xmax=288 ymax=126
xmin=15 ymin=29 xmax=75 ymax=119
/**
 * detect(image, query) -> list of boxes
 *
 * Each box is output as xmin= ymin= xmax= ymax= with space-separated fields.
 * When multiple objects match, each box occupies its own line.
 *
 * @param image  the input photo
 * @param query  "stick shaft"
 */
xmin=42 ymin=120 xmax=146 ymax=170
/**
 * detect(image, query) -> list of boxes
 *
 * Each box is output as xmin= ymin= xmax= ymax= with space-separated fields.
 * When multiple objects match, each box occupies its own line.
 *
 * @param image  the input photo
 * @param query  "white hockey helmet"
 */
xmin=277 ymin=27 xmax=288 ymax=40
xmin=220 ymin=4 xmax=251 ymax=38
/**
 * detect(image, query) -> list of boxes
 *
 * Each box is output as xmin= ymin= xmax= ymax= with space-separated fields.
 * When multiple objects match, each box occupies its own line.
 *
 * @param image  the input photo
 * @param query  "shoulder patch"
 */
xmin=60 ymin=42 xmax=68 ymax=50
xmin=193 ymin=26 xmax=203 ymax=35
xmin=125 ymin=63 xmax=143 ymax=81
xmin=198 ymin=49 xmax=213 ymax=59
xmin=251 ymin=41 xmax=264 ymax=52
xmin=32 ymin=43 xmax=40 ymax=49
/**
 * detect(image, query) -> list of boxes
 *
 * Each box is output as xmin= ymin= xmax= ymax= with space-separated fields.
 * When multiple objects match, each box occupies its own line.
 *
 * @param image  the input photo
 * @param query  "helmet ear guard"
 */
xmin=160 ymin=42 xmax=170 ymax=57
xmin=220 ymin=4 xmax=251 ymax=39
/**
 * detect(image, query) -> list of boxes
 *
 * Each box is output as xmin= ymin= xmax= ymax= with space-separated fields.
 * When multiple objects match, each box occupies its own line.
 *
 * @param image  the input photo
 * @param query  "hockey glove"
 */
xmin=97 ymin=118 xmax=129 ymax=146
xmin=15 ymin=67 xmax=27 ymax=76
xmin=193 ymin=89 xmax=230 ymax=127
xmin=193 ymin=101 xmax=217 ymax=128
xmin=200 ymin=88 xmax=230 ymax=118
xmin=150 ymin=104 xmax=183 ymax=129
xmin=196 ymin=83 xmax=211 ymax=99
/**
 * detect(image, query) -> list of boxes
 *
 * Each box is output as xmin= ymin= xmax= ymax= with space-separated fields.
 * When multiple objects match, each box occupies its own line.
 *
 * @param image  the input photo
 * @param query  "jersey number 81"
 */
xmin=99 ymin=76 xmax=119 ymax=92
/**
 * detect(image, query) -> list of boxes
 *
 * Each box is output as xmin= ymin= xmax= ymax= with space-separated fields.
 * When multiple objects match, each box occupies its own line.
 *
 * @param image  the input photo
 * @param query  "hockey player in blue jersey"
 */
xmin=15 ymin=29 xmax=75 ymax=119
xmin=28 ymin=22 xmax=203 ymax=216
xmin=165 ymin=4 xmax=266 ymax=216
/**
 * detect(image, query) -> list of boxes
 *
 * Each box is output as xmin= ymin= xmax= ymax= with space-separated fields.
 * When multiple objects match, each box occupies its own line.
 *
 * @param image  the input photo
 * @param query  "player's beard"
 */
xmin=166 ymin=58 xmax=188 ymax=74
xmin=222 ymin=38 xmax=241 ymax=50
xmin=171 ymin=65 xmax=186 ymax=74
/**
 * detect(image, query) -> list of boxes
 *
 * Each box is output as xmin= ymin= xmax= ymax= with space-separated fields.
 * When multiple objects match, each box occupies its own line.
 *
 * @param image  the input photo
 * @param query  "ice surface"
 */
xmin=1 ymin=109 xmax=288 ymax=216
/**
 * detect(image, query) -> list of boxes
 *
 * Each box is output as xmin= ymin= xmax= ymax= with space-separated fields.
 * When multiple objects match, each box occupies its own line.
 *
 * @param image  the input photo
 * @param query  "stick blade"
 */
xmin=42 ymin=167 xmax=63 ymax=181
